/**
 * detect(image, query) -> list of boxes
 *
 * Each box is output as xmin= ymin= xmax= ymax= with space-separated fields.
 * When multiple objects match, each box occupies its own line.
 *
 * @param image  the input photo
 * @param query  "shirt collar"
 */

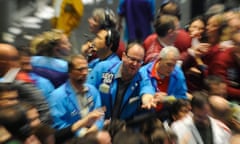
xmin=151 ymin=61 xmax=161 ymax=80
xmin=115 ymin=64 xmax=123 ymax=79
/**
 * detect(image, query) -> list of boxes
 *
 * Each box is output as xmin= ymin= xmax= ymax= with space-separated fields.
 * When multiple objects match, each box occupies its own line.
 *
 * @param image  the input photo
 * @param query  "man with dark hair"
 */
xmin=171 ymin=91 xmax=231 ymax=144
xmin=88 ymin=28 xmax=121 ymax=72
xmin=0 ymin=104 xmax=41 ymax=143
xmin=203 ymin=75 xmax=227 ymax=97
xmin=49 ymin=54 xmax=103 ymax=136
xmin=143 ymin=14 xmax=191 ymax=64
xmin=83 ymin=8 xmax=125 ymax=63
xmin=0 ymin=83 xmax=20 ymax=108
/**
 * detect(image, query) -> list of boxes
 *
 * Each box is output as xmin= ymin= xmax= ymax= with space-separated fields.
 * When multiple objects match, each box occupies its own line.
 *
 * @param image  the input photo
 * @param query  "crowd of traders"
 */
xmin=1 ymin=0 xmax=240 ymax=144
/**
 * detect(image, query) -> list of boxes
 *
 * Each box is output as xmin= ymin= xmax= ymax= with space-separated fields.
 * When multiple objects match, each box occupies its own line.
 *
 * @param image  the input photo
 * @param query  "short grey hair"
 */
xmin=158 ymin=46 xmax=180 ymax=59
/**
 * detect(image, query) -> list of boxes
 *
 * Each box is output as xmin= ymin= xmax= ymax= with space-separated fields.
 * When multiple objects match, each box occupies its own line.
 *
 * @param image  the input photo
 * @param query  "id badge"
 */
xmin=99 ymin=83 xmax=110 ymax=94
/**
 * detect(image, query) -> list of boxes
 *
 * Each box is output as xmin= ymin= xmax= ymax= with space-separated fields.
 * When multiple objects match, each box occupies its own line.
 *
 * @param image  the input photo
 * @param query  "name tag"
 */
xmin=102 ymin=72 xmax=114 ymax=84
xmin=99 ymin=83 xmax=110 ymax=94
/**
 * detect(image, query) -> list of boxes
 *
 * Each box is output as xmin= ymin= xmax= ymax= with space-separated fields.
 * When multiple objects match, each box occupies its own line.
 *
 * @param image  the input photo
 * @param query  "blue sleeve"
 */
xmin=138 ymin=63 xmax=156 ymax=96
xmin=168 ymin=66 xmax=188 ymax=99
xmin=49 ymin=91 xmax=69 ymax=129
xmin=34 ymin=75 xmax=55 ymax=100
xmin=150 ymin=0 xmax=156 ymax=21
xmin=139 ymin=77 xmax=155 ymax=96
xmin=87 ymin=62 xmax=109 ymax=88
xmin=87 ymin=84 xmax=104 ymax=130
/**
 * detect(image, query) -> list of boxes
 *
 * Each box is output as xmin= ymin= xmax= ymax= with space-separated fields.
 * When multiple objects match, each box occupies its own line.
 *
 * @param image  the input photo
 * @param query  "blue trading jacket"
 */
xmin=31 ymin=56 xmax=69 ymax=88
xmin=49 ymin=80 xmax=103 ymax=130
xmin=87 ymin=61 xmax=155 ymax=120
xmin=139 ymin=61 xmax=188 ymax=99
xmin=88 ymin=53 xmax=120 ymax=71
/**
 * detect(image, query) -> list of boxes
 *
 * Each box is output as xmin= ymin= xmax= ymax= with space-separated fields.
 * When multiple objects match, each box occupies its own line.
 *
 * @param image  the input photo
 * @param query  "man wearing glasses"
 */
xmin=49 ymin=55 xmax=104 ymax=136
xmin=87 ymin=42 xmax=156 ymax=124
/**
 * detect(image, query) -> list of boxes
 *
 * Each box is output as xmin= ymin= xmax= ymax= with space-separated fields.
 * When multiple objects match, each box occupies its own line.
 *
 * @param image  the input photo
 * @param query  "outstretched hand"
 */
xmin=83 ymin=107 xmax=106 ymax=127
xmin=141 ymin=94 xmax=157 ymax=109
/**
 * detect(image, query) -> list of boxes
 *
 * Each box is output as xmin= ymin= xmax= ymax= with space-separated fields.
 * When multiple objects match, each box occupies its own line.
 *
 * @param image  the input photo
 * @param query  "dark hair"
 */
xmin=191 ymin=91 xmax=209 ymax=109
xmin=185 ymin=16 xmax=206 ymax=31
xmin=0 ymin=83 xmax=18 ymax=95
xmin=203 ymin=75 xmax=224 ymax=91
xmin=113 ymin=130 xmax=147 ymax=144
xmin=68 ymin=137 xmax=99 ymax=144
xmin=170 ymin=99 xmax=190 ymax=117
xmin=0 ymin=104 xmax=32 ymax=141
xmin=105 ymin=28 xmax=120 ymax=52
xmin=154 ymin=15 xmax=176 ymax=37
xmin=67 ymin=54 xmax=86 ymax=72
xmin=103 ymin=119 xmax=126 ymax=139
xmin=32 ymin=124 xmax=55 ymax=144
xmin=18 ymin=47 xmax=33 ymax=57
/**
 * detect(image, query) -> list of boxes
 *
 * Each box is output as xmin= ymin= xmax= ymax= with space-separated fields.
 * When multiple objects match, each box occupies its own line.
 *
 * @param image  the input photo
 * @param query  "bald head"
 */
xmin=0 ymin=44 xmax=19 ymax=60
xmin=0 ymin=44 xmax=20 ymax=76
xmin=208 ymin=95 xmax=230 ymax=120
xmin=230 ymin=134 xmax=240 ymax=144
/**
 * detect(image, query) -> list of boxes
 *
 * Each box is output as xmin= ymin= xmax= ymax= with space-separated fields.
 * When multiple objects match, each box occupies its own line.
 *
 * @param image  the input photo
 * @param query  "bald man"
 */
xmin=208 ymin=95 xmax=240 ymax=133
xmin=0 ymin=43 xmax=52 ymax=124
xmin=0 ymin=44 xmax=20 ymax=77
xmin=230 ymin=134 xmax=240 ymax=144
xmin=208 ymin=95 xmax=231 ymax=124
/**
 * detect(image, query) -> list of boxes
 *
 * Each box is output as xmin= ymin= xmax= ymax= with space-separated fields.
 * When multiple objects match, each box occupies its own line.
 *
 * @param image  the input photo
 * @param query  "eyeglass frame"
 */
xmin=124 ymin=52 xmax=144 ymax=65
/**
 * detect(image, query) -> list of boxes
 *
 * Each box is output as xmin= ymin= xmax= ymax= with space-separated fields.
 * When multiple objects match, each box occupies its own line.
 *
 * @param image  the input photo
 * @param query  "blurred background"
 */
xmin=0 ymin=0 xmax=238 ymax=53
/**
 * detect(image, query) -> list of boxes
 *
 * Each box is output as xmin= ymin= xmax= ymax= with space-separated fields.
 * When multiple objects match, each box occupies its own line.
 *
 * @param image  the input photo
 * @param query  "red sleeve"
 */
xmin=207 ymin=48 xmax=240 ymax=100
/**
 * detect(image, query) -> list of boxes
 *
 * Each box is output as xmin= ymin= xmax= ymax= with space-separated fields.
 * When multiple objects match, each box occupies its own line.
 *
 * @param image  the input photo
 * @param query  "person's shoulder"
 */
xmin=210 ymin=117 xmax=232 ymax=134
xmin=95 ymin=60 xmax=120 ymax=71
xmin=139 ymin=61 xmax=154 ymax=72
xmin=144 ymin=33 xmax=158 ymax=43
xmin=171 ymin=114 xmax=193 ymax=128
xmin=51 ymin=82 xmax=66 ymax=95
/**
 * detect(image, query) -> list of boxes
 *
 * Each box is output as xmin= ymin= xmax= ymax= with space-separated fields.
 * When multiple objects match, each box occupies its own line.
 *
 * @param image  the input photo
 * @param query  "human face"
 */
xmin=20 ymin=56 xmax=32 ymax=72
xmin=229 ymin=18 xmax=240 ymax=32
xmin=193 ymin=104 xmax=210 ymax=127
xmin=173 ymin=106 xmax=189 ymax=121
xmin=122 ymin=45 xmax=144 ymax=80
xmin=69 ymin=58 xmax=88 ymax=85
xmin=0 ymin=90 xmax=18 ymax=107
xmin=206 ymin=16 xmax=221 ymax=37
xmin=55 ymin=34 xmax=72 ymax=57
xmin=88 ymin=15 xmax=101 ymax=33
xmin=26 ymin=108 xmax=41 ymax=128
xmin=93 ymin=30 xmax=108 ymax=55
xmin=209 ymin=82 xmax=227 ymax=97
xmin=189 ymin=19 xmax=205 ymax=39
xmin=0 ymin=48 xmax=20 ymax=75
xmin=157 ymin=53 xmax=177 ymax=77
xmin=166 ymin=29 xmax=177 ymax=44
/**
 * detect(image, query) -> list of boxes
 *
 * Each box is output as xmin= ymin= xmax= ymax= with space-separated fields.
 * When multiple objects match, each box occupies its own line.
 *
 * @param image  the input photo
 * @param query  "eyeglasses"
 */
xmin=125 ymin=53 xmax=144 ymax=65
xmin=73 ymin=67 xmax=88 ymax=72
